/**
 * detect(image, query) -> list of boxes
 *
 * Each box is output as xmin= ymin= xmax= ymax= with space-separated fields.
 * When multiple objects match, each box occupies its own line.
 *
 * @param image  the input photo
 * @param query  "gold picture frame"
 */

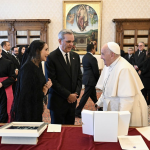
xmin=63 ymin=0 xmax=102 ymax=55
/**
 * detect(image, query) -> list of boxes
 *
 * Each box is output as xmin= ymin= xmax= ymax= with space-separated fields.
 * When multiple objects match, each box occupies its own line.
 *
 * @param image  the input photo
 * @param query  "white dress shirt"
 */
xmin=2 ymin=49 xmax=8 ymax=53
xmin=59 ymin=46 xmax=71 ymax=65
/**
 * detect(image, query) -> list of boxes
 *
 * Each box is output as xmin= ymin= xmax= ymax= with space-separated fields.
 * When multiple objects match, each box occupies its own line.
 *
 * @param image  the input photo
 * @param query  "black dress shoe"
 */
xmin=75 ymin=113 xmax=81 ymax=118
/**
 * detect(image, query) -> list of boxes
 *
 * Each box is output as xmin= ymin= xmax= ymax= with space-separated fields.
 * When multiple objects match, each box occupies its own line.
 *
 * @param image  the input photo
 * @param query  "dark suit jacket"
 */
xmin=2 ymin=50 xmax=13 ymax=61
xmin=2 ymin=50 xmax=17 ymax=78
xmin=2 ymin=50 xmax=18 ymax=92
xmin=124 ymin=54 xmax=134 ymax=65
xmin=2 ymin=50 xmax=16 ymax=71
xmin=121 ymin=49 xmax=125 ymax=58
xmin=45 ymin=48 xmax=82 ymax=110
xmin=12 ymin=55 xmax=20 ymax=70
xmin=132 ymin=49 xmax=146 ymax=67
xmin=82 ymin=53 xmax=99 ymax=86
xmin=0 ymin=57 xmax=15 ymax=88
xmin=138 ymin=57 xmax=150 ymax=89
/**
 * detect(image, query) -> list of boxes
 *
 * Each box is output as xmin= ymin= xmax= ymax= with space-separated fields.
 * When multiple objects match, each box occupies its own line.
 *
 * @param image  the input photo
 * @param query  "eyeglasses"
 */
xmin=138 ymin=45 xmax=143 ymax=47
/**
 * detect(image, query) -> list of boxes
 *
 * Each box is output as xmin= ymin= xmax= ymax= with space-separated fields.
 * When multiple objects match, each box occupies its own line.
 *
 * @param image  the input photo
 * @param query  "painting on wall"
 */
xmin=63 ymin=1 xmax=102 ymax=55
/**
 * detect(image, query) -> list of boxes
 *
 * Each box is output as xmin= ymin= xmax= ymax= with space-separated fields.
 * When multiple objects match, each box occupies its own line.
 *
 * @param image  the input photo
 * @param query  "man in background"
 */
xmin=0 ymin=45 xmax=15 ymax=122
xmin=45 ymin=29 xmax=82 ymax=125
xmin=96 ymin=42 xmax=148 ymax=126
xmin=124 ymin=47 xmax=134 ymax=65
xmin=1 ymin=41 xmax=18 ymax=93
xmin=1 ymin=41 xmax=11 ymax=60
xmin=75 ymin=44 xmax=100 ymax=118
xmin=132 ymin=42 xmax=146 ymax=71
xmin=11 ymin=46 xmax=19 ymax=56
xmin=11 ymin=46 xmax=20 ymax=70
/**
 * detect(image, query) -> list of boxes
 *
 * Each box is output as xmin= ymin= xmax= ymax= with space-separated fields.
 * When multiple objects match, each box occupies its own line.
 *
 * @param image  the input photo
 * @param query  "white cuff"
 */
xmin=96 ymin=94 xmax=104 ymax=107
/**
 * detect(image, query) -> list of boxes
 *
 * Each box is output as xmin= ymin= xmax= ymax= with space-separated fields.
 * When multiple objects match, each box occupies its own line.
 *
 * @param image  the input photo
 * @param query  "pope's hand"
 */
xmin=95 ymin=104 xmax=100 ymax=110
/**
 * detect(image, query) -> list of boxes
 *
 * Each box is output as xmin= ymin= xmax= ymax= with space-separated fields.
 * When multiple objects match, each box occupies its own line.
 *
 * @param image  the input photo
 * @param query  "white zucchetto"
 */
xmin=107 ymin=42 xmax=120 ymax=55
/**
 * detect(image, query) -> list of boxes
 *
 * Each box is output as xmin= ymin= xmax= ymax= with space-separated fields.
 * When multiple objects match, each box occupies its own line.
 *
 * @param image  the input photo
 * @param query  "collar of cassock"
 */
xmin=108 ymin=56 xmax=121 ymax=72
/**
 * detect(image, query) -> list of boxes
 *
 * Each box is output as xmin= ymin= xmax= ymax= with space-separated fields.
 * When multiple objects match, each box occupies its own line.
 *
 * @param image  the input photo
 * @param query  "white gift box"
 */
xmin=118 ymin=111 xmax=131 ymax=136
xmin=82 ymin=109 xmax=94 ymax=135
xmin=82 ymin=110 xmax=130 ymax=142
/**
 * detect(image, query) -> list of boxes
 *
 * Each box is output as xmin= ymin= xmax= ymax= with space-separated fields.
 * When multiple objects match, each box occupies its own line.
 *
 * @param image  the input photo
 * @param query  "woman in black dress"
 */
xmin=11 ymin=40 xmax=52 ymax=122
xmin=138 ymin=48 xmax=150 ymax=105
xmin=17 ymin=46 xmax=25 ymax=64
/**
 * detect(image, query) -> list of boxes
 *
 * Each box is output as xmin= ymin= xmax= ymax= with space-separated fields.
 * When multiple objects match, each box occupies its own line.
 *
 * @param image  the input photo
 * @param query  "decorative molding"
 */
xmin=0 ymin=19 xmax=51 ymax=23
xmin=113 ymin=18 xmax=150 ymax=23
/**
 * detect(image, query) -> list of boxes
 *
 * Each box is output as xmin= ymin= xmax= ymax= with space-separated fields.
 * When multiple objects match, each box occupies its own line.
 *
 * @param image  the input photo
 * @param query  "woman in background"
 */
xmin=11 ymin=40 xmax=52 ymax=122
xmin=138 ymin=48 xmax=150 ymax=105
xmin=17 ymin=46 xmax=25 ymax=64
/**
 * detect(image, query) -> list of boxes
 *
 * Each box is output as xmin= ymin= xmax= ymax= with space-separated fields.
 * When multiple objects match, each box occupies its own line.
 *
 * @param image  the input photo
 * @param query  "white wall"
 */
xmin=0 ymin=0 xmax=150 ymax=52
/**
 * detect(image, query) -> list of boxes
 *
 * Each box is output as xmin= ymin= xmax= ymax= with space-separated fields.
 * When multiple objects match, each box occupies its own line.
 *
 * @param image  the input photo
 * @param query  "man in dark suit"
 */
xmin=124 ymin=47 xmax=134 ymax=65
xmin=11 ymin=46 xmax=19 ymax=56
xmin=132 ymin=42 xmax=146 ymax=71
xmin=1 ymin=41 xmax=18 ymax=71
xmin=1 ymin=41 xmax=18 ymax=93
xmin=45 ymin=29 xmax=82 ymax=125
xmin=0 ymin=45 xmax=15 ymax=122
xmin=75 ymin=44 xmax=100 ymax=118
xmin=1 ymin=41 xmax=12 ymax=60
xmin=11 ymin=46 xmax=20 ymax=70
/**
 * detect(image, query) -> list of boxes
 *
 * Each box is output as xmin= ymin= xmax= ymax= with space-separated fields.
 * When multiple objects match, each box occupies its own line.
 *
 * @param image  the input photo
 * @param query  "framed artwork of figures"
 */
xmin=63 ymin=1 xmax=102 ymax=55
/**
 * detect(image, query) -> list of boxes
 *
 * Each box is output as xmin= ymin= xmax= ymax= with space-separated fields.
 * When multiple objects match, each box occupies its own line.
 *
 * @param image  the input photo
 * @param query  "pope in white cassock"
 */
xmin=96 ymin=42 xmax=148 ymax=126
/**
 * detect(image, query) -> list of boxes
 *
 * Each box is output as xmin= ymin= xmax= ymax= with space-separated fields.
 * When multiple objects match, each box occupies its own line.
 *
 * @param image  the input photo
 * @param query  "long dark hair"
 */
xmin=21 ymin=40 xmax=45 ymax=67
xmin=18 ymin=46 xmax=24 ymax=55
xmin=17 ymin=46 xmax=24 ymax=63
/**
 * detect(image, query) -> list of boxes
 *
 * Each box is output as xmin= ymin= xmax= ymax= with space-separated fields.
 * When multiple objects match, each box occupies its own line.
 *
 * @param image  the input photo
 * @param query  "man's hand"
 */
xmin=45 ymin=78 xmax=52 ymax=89
xmin=67 ymin=93 xmax=78 ymax=103
xmin=138 ymin=70 xmax=141 ymax=75
xmin=0 ymin=82 xmax=3 ymax=88
xmin=134 ymin=65 xmax=139 ymax=70
xmin=15 ymin=69 xmax=18 ymax=75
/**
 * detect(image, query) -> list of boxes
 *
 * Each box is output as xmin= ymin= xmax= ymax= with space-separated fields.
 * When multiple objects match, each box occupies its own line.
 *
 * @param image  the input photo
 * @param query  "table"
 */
xmin=0 ymin=124 xmax=150 ymax=150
